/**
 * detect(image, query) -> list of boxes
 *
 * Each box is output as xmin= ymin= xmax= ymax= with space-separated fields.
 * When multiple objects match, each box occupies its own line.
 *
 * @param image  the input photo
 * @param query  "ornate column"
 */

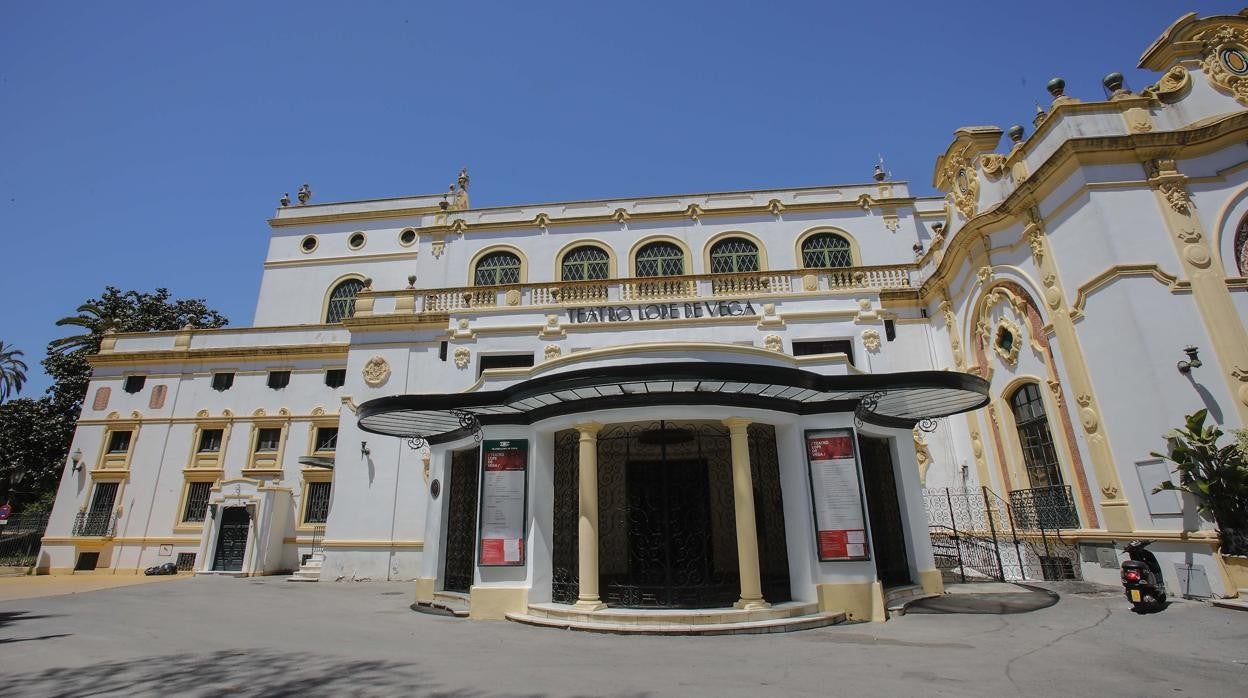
xmin=723 ymin=418 xmax=769 ymax=610
xmin=573 ymin=422 xmax=605 ymax=611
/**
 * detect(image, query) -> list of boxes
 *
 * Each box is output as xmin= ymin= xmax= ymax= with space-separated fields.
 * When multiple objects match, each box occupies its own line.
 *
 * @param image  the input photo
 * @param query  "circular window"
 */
xmin=348 ymin=232 xmax=366 ymax=250
xmin=300 ymin=235 xmax=318 ymax=253
xmin=1222 ymin=46 xmax=1248 ymax=75
xmin=399 ymin=229 xmax=417 ymax=246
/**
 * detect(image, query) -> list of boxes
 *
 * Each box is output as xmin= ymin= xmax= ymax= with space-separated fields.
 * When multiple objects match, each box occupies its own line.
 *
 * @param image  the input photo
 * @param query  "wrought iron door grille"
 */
xmin=1009 ymin=486 xmax=1079 ymax=530
xmin=442 ymin=447 xmax=480 ymax=594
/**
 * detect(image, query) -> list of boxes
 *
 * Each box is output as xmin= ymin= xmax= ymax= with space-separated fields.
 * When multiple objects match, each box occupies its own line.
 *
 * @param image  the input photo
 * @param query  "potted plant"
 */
xmin=1152 ymin=409 xmax=1248 ymax=556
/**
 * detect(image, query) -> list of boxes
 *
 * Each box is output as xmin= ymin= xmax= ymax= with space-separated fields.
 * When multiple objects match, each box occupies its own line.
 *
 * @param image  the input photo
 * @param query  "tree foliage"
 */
xmin=0 ymin=287 xmax=228 ymax=511
xmin=0 ymin=341 xmax=27 ymax=403
xmin=1151 ymin=409 xmax=1248 ymax=535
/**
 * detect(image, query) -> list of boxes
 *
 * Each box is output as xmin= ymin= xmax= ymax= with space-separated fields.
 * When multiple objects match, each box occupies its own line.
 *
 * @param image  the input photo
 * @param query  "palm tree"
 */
xmin=0 ymin=341 xmax=27 ymax=403
xmin=49 ymin=302 xmax=113 ymax=355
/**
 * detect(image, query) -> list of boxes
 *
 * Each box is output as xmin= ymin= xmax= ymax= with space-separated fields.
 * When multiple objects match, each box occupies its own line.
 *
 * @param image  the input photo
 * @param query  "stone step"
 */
xmin=505 ymin=610 xmax=847 ymax=635
xmin=415 ymin=592 xmax=470 ymax=618
xmin=1211 ymin=597 xmax=1248 ymax=612
xmin=522 ymin=600 xmax=819 ymax=626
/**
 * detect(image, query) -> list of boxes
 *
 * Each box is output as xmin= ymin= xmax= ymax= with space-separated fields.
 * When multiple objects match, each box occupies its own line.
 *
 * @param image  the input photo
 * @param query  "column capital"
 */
xmin=721 ymin=417 xmax=753 ymax=431
xmin=573 ymin=421 xmax=603 ymax=437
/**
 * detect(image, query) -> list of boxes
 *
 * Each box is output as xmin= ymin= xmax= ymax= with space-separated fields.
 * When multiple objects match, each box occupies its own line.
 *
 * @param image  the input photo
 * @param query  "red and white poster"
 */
xmin=478 ymin=439 xmax=527 ymax=566
xmin=804 ymin=429 xmax=870 ymax=561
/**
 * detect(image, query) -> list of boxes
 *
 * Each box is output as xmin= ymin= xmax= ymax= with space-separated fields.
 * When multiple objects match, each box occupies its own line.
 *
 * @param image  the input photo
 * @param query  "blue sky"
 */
xmin=0 ymin=1 xmax=1237 ymax=395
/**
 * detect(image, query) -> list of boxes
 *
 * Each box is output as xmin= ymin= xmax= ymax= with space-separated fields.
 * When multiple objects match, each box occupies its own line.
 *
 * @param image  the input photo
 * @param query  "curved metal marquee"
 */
xmin=357 ymin=362 xmax=990 ymax=447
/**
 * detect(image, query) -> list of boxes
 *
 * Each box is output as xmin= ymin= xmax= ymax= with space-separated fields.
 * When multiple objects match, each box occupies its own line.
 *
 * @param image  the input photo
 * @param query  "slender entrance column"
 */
xmin=573 ymin=422 xmax=606 ymax=611
xmin=724 ymin=418 xmax=769 ymax=610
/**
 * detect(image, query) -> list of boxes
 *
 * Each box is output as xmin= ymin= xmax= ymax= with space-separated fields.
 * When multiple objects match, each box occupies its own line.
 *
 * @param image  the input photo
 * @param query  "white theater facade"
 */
xmin=35 ymin=11 xmax=1248 ymax=624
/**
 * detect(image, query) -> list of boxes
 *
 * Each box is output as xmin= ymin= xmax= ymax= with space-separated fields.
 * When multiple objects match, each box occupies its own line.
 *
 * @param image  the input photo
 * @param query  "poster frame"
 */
xmin=803 ymin=427 xmax=872 ymax=562
xmin=476 ymin=438 xmax=529 ymax=568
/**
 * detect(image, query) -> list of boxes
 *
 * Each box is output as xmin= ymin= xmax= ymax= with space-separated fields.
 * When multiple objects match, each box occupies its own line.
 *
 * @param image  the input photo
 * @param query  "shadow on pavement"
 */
xmin=0 ymin=648 xmax=652 ymax=697
xmin=905 ymin=587 xmax=1060 ymax=615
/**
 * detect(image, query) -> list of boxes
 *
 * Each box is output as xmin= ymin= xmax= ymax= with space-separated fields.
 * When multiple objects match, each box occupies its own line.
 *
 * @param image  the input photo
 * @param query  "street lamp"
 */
xmin=70 ymin=448 xmax=83 ymax=473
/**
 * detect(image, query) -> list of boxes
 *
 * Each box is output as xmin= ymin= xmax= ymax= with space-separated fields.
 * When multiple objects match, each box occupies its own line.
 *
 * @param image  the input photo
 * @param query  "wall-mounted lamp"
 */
xmin=1177 ymin=346 xmax=1203 ymax=374
xmin=70 ymin=448 xmax=83 ymax=473
xmin=360 ymin=441 xmax=371 ymax=457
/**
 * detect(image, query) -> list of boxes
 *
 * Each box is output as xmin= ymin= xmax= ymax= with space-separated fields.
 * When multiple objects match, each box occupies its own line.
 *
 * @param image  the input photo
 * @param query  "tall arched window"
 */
xmin=1235 ymin=213 xmax=1248 ymax=275
xmin=325 ymin=279 xmax=365 ymax=323
xmin=560 ymin=245 xmax=610 ymax=281
xmin=473 ymin=251 xmax=522 ymax=286
xmin=635 ymin=241 xmax=684 ymax=277
xmin=1009 ymin=383 xmax=1064 ymax=489
xmin=709 ymin=237 xmax=760 ymax=274
xmin=800 ymin=233 xmax=853 ymax=269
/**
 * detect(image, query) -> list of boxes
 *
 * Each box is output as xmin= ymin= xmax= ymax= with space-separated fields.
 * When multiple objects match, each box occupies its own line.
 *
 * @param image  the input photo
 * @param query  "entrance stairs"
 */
xmin=413 ymin=591 xmax=471 ymax=617
xmin=1212 ymin=588 xmax=1248 ymax=612
xmin=506 ymin=601 xmax=845 ymax=635
xmin=884 ymin=584 xmax=939 ymax=618
xmin=286 ymin=552 xmax=324 ymax=582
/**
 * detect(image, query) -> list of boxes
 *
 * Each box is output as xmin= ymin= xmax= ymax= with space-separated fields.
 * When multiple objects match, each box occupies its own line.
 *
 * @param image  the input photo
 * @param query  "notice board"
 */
xmin=803 ymin=429 xmax=871 ymax=561
xmin=478 ymin=439 xmax=528 ymax=566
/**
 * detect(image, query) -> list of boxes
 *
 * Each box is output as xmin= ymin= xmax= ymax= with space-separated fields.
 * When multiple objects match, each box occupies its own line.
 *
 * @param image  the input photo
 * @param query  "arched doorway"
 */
xmin=551 ymin=421 xmax=790 ymax=609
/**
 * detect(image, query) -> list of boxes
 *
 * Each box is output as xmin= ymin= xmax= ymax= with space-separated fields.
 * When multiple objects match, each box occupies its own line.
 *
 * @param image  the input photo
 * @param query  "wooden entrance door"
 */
xmin=212 ymin=507 xmax=250 ymax=572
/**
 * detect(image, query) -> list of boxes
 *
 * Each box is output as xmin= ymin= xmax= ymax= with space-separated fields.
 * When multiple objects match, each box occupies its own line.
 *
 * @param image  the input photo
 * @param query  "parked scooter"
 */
xmin=143 ymin=562 xmax=178 ymax=576
xmin=1121 ymin=539 xmax=1167 ymax=612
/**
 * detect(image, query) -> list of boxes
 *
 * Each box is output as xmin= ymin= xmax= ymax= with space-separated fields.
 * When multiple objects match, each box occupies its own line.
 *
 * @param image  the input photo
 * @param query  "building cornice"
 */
xmin=87 ymin=343 xmax=349 ymax=367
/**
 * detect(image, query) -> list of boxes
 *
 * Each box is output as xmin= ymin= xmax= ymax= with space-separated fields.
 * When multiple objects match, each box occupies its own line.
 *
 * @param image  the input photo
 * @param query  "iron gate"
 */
xmin=0 ymin=512 xmax=50 ymax=569
xmin=924 ymin=487 xmax=1082 ymax=583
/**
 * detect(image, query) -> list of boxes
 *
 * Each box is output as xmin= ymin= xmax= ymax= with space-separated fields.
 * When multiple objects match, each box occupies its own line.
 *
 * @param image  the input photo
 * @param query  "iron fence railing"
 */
xmin=0 ymin=512 xmax=51 ymax=567
xmin=1009 ymin=485 xmax=1080 ymax=530
xmin=72 ymin=511 xmax=117 ymax=537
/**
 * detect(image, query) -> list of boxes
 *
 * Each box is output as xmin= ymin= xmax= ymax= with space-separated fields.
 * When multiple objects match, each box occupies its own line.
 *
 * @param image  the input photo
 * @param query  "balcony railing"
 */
xmin=72 ymin=511 xmax=118 ymax=538
xmin=400 ymin=264 xmax=915 ymax=315
xmin=1008 ymin=485 xmax=1080 ymax=531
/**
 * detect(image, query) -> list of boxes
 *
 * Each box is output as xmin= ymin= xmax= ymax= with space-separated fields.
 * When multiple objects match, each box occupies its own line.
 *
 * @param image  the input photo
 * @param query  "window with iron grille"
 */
xmin=325 ymin=279 xmax=365 ymax=323
xmin=197 ymin=428 xmax=223 ymax=453
xmin=267 ymin=370 xmax=290 ymax=390
xmin=473 ymin=251 xmax=522 ymax=286
xmin=211 ymin=372 xmax=234 ymax=391
xmin=634 ymin=242 xmax=684 ymax=277
xmin=800 ymin=233 xmax=853 ymax=268
xmin=560 ymin=245 xmax=610 ymax=281
xmin=90 ymin=482 xmax=119 ymax=513
xmin=1010 ymin=383 xmax=1064 ymax=489
xmin=709 ymin=237 xmax=760 ymax=274
xmin=325 ymin=368 xmax=346 ymax=388
xmin=255 ymin=428 xmax=282 ymax=452
xmin=175 ymin=552 xmax=197 ymax=571
xmin=123 ymin=375 xmax=146 ymax=394
xmin=182 ymin=482 xmax=211 ymax=522
xmin=304 ymin=482 xmax=332 ymax=524
xmin=106 ymin=430 xmax=132 ymax=454
xmin=314 ymin=427 xmax=338 ymax=453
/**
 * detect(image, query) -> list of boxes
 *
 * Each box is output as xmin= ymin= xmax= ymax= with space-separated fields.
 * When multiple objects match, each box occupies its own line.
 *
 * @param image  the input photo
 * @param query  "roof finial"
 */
xmin=297 ymin=183 xmax=312 ymax=205
xmin=873 ymin=154 xmax=887 ymax=182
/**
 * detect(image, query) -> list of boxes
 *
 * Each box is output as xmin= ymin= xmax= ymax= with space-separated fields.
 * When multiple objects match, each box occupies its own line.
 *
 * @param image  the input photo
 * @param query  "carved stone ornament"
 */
xmin=913 ymin=427 xmax=932 ymax=486
xmin=544 ymin=344 xmax=561 ymax=361
xmin=971 ymin=431 xmax=984 ymax=458
xmin=763 ymin=334 xmax=783 ymax=352
xmin=1158 ymin=181 xmax=1192 ymax=216
xmin=1027 ymin=228 xmax=1045 ymax=261
xmin=1196 ymin=24 xmax=1248 ymax=106
xmin=505 ymin=289 xmax=522 ymax=306
xmin=883 ymin=215 xmax=900 ymax=232
xmin=453 ymin=346 xmax=471 ymax=370
xmin=1143 ymin=65 xmax=1190 ymax=103
xmin=942 ymin=146 xmax=980 ymax=219
xmin=362 ymin=356 xmax=391 ymax=387
xmin=1101 ymin=484 xmax=1120 ymax=500
xmin=862 ymin=328 xmax=882 ymax=353
xmin=431 ymin=234 xmax=446 ymax=259
xmin=979 ymin=153 xmax=1007 ymax=179
xmin=801 ymin=274 xmax=818 ymax=292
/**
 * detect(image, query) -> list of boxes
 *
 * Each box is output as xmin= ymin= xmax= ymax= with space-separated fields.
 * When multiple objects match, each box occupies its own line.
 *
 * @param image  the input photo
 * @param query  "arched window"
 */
xmin=473 ymin=251 xmax=522 ymax=286
xmin=1235 ymin=213 xmax=1248 ymax=275
xmin=709 ymin=237 xmax=760 ymax=274
xmin=800 ymin=233 xmax=853 ymax=269
xmin=325 ymin=279 xmax=365 ymax=323
xmin=560 ymin=245 xmax=610 ymax=281
xmin=635 ymin=241 xmax=684 ymax=277
xmin=1009 ymin=383 xmax=1064 ymax=489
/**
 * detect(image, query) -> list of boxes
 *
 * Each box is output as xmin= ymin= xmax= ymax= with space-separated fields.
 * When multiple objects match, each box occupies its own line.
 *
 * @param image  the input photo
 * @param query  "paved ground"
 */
xmin=0 ymin=573 xmax=181 ymax=602
xmin=907 ymin=582 xmax=1059 ymax=614
xmin=0 ymin=576 xmax=1245 ymax=697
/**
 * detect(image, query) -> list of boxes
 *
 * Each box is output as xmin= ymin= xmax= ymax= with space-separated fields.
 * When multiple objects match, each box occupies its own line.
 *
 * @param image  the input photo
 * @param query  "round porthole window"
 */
xmin=399 ymin=229 xmax=417 ymax=246
xmin=348 ymin=232 xmax=366 ymax=250
xmin=300 ymin=235 xmax=318 ymax=253
xmin=1222 ymin=46 xmax=1248 ymax=75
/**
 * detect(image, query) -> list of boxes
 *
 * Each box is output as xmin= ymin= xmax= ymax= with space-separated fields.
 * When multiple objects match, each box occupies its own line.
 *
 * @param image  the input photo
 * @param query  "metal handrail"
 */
xmin=71 ymin=511 xmax=117 ymax=538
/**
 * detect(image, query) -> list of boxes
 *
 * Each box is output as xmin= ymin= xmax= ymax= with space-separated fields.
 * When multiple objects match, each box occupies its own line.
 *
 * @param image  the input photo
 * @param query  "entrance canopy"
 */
xmin=357 ymin=362 xmax=989 ymax=445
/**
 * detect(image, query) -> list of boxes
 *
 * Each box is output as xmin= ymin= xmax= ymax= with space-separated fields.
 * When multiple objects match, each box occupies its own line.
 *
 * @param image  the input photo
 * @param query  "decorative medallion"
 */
xmin=763 ymin=334 xmax=783 ymax=352
xmin=1197 ymin=25 xmax=1248 ymax=105
xmin=1144 ymin=65 xmax=1190 ymax=102
xmin=1158 ymin=181 xmax=1192 ymax=215
xmin=362 ymin=356 xmax=391 ymax=387
xmin=505 ymin=289 xmax=521 ymax=306
xmin=991 ymin=317 xmax=1021 ymax=366
xmin=801 ymin=274 xmax=818 ymax=292
xmin=862 ymin=328 xmax=882 ymax=353
xmin=430 ymin=479 xmax=441 ymax=499
xmin=453 ymin=346 xmax=471 ymax=370
xmin=544 ymin=344 xmax=562 ymax=361
xmin=942 ymin=147 xmax=981 ymax=219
